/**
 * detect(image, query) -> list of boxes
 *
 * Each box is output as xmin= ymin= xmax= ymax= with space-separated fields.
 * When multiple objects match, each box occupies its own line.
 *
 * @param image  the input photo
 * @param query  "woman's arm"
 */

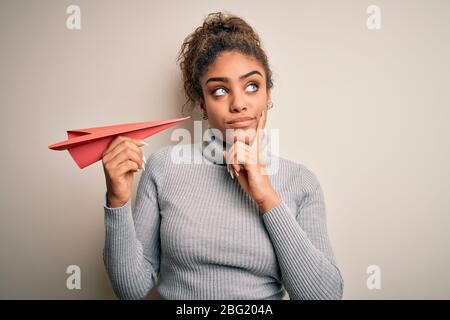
xmin=261 ymin=167 xmax=344 ymax=300
xmin=102 ymin=149 xmax=167 ymax=300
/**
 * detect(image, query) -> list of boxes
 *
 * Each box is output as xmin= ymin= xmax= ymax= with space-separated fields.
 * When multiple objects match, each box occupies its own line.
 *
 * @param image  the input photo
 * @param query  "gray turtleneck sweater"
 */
xmin=102 ymin=128 xmax=344 ymax=300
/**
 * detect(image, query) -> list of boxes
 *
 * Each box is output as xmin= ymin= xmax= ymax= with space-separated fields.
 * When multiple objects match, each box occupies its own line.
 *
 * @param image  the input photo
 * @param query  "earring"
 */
xmin=202 ymin=112 xmax=208 ymax=120
xmin=268 ymin=102 xmax=274 ymax=109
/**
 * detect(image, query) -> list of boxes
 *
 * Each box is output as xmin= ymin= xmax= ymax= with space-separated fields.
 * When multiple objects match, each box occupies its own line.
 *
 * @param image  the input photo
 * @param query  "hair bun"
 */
xmin=208 ymin=18 xmax=237 ymax=34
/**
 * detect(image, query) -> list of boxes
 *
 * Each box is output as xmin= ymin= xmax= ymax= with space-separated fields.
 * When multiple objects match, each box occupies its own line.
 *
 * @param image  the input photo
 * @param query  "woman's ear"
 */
xmin=199 ymin=100 xmax=208 ymax=120
xmin=266 ymin=90 xmax=272 ymax=109
xmin=199 ymin=99 xmax=205 ymax=112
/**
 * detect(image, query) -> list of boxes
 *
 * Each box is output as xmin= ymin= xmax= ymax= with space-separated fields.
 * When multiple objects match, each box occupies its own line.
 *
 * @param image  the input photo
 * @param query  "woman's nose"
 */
xmin=229 ymin=93 xmax=247 ymax=113
xmin=230 ymin=104 xmax=247 ymax=113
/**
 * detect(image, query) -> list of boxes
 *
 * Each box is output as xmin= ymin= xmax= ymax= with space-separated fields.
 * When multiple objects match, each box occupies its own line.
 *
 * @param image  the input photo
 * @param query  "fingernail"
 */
xmin=234 ymin=169 xmax=239 ymax=177
xmin=142 ymin=155 xmax=146 ymax=171
xmin=140 ymin=140 xmax=149 ymax=146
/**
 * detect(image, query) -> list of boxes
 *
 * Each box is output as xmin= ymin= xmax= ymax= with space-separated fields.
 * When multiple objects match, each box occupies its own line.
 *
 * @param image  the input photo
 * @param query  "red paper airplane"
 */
xmin=48 ymin=116 xmax=190 ymax=169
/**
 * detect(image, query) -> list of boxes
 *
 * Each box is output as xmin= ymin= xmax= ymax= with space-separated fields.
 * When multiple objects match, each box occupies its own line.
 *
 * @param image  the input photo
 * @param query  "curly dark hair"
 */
xmin=177 ymin=11 xmax=274 ymax=114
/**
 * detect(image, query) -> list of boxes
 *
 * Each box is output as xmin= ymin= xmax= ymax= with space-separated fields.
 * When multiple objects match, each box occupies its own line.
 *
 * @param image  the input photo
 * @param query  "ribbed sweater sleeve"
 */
xmin=102 ymin=148 xmax=166 ymax=300
xmin=262 ymin=167 xmax=344 ymax=300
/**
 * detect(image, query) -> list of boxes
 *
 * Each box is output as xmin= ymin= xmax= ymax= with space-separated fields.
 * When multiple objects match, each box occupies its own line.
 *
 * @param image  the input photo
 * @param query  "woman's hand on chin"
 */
xmin=224 ymin=110 xmax=282 ymax=214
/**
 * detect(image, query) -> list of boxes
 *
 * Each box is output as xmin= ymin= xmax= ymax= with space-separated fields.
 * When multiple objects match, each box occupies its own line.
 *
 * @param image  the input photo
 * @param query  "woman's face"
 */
xmin=199 ymin=50 xmax=271 ymax=145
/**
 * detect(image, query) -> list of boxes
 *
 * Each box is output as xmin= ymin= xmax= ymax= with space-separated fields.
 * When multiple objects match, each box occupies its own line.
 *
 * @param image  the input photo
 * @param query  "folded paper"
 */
xmin=48 ymin=116 xmax=190 ymax=169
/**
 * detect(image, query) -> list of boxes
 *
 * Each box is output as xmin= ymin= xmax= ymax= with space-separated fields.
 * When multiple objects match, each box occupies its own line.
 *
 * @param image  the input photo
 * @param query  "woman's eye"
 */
xmin=212 ymin=88 xmax=227 ymax=96
xmin=212 ymin=83 xmax=258 ymax=96
xmin=246 ymin=83 xmax=258 ymax=92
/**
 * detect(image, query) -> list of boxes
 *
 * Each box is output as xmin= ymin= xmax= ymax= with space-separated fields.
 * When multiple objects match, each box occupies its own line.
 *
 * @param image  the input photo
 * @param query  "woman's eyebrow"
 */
xmin=205 ymin=70 xmax=263 ymax=85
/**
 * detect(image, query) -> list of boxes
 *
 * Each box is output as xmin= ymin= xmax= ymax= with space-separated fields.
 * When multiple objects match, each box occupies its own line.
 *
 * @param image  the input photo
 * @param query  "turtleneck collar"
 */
xmin=199 ymin=127 xmax=274 ymax=167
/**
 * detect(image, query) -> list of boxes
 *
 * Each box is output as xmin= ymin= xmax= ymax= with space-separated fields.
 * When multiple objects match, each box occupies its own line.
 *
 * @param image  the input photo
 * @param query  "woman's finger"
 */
xmin=115 ymin=160 xmax=140 ymax=176
xmin=103 ymin=136 xmax=145 ymax=158
xmin=223 ymin=151 xmax=238 ymax=178
xmin=251 ymin=109 xmax=265 ymax=149
xmin=224 ymin=147 xmax=241 ymax=176
xmin=103 ymin=139 xmax=144 ymax=165
xmin=234 ymin=140 xmax=259 ymax=165
xmin=227 ymin=143 xmax=255 ymax=173
xmin=108 ymin=147 xmax=143 ymax=170
xmin=225 ymin=145 xmax=240 ymax=174
xmin=251 ymin=110 xmax=266 ymax=163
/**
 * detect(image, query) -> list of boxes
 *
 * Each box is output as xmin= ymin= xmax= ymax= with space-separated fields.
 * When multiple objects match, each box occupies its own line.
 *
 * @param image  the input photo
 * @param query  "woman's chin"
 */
xmin=225 ymin=127 xmax=257 ymax=145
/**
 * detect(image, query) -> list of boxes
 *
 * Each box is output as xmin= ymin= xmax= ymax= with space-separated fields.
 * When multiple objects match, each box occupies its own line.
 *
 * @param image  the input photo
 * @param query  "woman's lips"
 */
xmin=227 ymin=118 xmax=255 ymax=128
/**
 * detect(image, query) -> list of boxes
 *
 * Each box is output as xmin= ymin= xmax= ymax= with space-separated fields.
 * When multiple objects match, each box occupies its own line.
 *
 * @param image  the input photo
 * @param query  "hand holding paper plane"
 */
xmin=48 ymin=116 xmax=190 ymax=169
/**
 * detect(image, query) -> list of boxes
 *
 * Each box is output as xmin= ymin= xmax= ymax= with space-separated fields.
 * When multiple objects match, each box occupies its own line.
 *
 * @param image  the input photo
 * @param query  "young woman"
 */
xmin=101 ymin=12 xmax=344 ymax=300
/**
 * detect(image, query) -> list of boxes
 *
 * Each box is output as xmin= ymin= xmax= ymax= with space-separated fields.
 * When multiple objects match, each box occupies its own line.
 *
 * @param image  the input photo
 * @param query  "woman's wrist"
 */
xmin=258 ymin=190 xmax=282 ymax=215
xmin=107 ymin=193 xmax=128 ymax=208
